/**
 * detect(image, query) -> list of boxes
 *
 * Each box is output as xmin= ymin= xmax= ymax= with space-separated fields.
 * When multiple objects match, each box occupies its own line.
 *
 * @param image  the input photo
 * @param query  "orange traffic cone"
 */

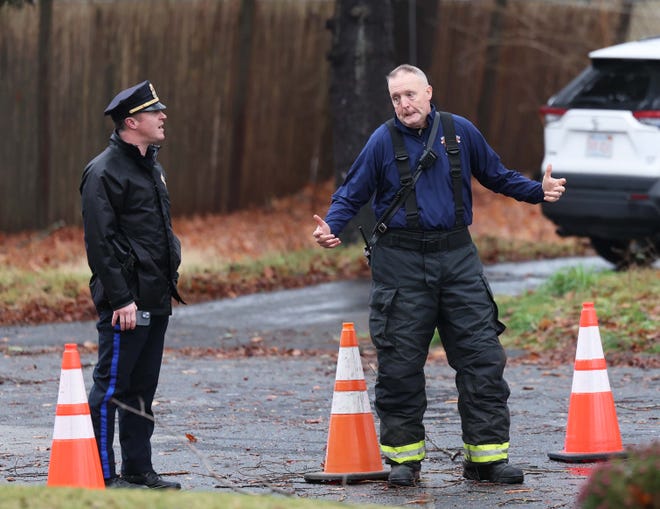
xmin=47 ymin=343 xmax=105 ymax=489
xmin=304 ymin=322 xmax=389 ymax=483
xmin=548 ymin=302 xmax=626 ymax=463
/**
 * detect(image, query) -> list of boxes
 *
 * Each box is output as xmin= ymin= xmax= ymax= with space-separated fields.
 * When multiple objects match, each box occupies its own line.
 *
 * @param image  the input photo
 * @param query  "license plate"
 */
xmin=586 ymin=133 xmax=613 ymax=158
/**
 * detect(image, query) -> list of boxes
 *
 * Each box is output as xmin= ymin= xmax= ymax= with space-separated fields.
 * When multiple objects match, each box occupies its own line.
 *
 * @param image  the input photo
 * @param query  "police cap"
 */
xmin=104 ymin=80 xmax=166 ymax=122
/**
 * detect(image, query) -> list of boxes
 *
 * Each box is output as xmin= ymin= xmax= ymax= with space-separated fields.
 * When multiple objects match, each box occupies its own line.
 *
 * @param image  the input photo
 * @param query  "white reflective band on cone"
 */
xmin=330 ymin=390 xmax=371 ymax=414
xmin=52 ymin=415 xmax=96 ymax=440
xmin=335 ymin=348 xmax=365 ymax=381
xmin=571 ymin=369 xmax=611 ymax=393
xmin=575 ymin=326 xmax=605 ymax=360
xmin=57 ymin=369 xmax=88 ymax=405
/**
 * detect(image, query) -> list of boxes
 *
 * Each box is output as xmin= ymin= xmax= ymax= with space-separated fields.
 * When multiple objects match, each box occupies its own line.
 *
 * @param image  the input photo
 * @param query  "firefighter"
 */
xmin=312 ymin=64 xmax=566 ymax=487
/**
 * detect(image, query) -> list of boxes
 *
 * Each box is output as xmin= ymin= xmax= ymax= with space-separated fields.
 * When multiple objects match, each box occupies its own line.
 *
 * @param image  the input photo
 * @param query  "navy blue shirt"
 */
xmin=325 ymin=108 xmax=544 ymax=234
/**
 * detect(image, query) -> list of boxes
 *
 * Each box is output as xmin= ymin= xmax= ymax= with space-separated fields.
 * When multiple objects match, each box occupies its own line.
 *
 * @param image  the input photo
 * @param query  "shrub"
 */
xmin=577 ymin=441 xmax=660 ymax=508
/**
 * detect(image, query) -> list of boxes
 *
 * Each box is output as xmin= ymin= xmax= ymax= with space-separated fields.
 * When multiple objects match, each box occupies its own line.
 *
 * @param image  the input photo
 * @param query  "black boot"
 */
xmin=463 ymin=459 xmax=524 ymax=484
xmin=388 ymin=462 xmax=421 ymax=487
xmin=104 ymin=476 xmax=148 ymax=489
xmin=122 ymin=471 xmax=182 ymax=490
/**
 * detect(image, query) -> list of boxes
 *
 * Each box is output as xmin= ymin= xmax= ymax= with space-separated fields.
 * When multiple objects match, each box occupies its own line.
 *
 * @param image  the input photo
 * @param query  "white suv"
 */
xmin=540 ymin=36 xmax=660 ymax=268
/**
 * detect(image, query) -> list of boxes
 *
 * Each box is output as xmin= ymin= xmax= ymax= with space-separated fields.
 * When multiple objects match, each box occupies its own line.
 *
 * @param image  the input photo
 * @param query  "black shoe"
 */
xmin=388 ymin=462 xmax=421 ymax=487
xmin=122 ymin=471 xmax=182 ymax=490
xmin=463 ymin=460 xmax=524 ymax=484
xmin=105 ymin=476 xmax=148 ymax=489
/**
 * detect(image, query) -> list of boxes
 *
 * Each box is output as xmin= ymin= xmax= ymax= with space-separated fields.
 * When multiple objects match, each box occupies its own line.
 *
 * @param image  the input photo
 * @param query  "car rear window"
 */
xmin=549 ymin=60 xmax=660 ymax=111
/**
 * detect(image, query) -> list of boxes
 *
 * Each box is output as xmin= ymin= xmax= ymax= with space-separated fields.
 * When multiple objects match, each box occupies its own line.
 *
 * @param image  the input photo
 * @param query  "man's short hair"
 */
xmin=386 ymin=64 xmax=429 ymax=85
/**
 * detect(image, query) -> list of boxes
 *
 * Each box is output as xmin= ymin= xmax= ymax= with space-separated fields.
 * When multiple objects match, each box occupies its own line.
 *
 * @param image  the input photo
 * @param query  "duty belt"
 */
xmin=378 ymin=228 xmax=471 ymax=253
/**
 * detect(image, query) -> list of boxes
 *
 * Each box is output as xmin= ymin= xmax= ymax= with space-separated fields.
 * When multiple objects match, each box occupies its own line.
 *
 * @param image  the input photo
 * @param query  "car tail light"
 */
xmin=539 ymin=106 xmax=567 ymax=125
xmin=633 ymin=110 xmax=660 ymax=127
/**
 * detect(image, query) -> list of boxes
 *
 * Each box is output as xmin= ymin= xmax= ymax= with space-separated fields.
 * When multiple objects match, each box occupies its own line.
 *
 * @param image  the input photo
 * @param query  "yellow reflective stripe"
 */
xmin=129 ymin=97 xmax=159 ymax=114
xmin=463 ymin=442 xmax=509 ymax=463
xmin=381 ymin=441 xmax=426 ymax=463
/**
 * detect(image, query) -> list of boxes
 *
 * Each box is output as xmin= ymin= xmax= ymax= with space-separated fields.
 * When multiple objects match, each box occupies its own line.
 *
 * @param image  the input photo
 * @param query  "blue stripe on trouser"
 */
xmin=99 ymin=325 xmax=121 ymax=479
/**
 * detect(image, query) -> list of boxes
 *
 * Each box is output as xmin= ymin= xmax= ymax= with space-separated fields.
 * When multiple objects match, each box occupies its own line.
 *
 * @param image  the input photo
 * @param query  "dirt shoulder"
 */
xmin=0 ymin=179 xmax=587 ymax=327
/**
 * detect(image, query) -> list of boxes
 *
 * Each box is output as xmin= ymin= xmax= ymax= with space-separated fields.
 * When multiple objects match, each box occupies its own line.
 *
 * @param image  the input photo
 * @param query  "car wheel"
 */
xmin=590 ymin=237 xmax=658 ymax=270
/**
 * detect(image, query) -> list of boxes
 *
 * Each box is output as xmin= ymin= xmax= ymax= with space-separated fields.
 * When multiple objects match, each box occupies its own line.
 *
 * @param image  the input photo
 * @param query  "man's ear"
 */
xmin=124 ymin=117 xmax=138 ymax=130
xmin=426 ymin=85 xmax=433 ymax=101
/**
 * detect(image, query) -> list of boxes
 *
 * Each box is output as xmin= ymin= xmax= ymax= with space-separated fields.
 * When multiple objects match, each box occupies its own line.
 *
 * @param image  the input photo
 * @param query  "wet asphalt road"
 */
xmin=1 ymin=256 xmax=658 ymax=508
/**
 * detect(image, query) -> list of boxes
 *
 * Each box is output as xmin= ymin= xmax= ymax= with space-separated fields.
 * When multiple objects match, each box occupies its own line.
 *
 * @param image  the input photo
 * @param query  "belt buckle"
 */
xmin=422 ymin=239 xmax=440 ymax=253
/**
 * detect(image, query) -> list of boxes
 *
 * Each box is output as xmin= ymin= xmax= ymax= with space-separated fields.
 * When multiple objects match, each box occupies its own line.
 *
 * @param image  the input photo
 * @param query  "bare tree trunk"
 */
xmin=615 ymin=0 xmax=633 ymax=42
xmin=37 ymin=0 xmax=52 ymax=226
xmin=392 ymin=0 xmax=439 ymax=69
xmin=226 ymin=0 xmax=255 ymax=212
xmin=327 ymin=0 xmax=394 ymax=244
xmin=477 ymin=0 xmax=506 ymax=133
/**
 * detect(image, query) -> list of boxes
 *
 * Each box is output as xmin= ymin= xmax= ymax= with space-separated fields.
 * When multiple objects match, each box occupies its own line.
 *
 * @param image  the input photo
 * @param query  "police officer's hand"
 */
xmin=112 ymin=302 xmax=138 ymax=331
xmin=542 ymin=164 xmax=567 ymax=202
xmin=312 ymin=214 xmax=342 ymax=249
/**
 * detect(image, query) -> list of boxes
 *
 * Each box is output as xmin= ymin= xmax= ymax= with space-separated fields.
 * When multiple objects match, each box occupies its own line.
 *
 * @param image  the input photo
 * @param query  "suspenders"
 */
xmin=439 ymin=111 xmax=465 ymax=228
xmin=367 ymin=111 xmax=464 ymax=252
xmin=385 ymin=118 xmax=433 ymax=230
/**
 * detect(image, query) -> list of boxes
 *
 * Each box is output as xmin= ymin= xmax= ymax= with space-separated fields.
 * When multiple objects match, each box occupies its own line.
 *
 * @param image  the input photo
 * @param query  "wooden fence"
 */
xmin=1 ymin=0 xmax=659 ymax=232
xmin=0 ymin=0 xmax=334 ymax=231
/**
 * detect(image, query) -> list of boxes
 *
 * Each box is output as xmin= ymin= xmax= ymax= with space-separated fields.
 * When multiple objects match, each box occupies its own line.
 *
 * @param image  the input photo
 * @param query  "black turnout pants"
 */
xmin=369 ymin=236 xmax=510 ymax=460
xmin=88 ymin=309 xmax=169 ymax=479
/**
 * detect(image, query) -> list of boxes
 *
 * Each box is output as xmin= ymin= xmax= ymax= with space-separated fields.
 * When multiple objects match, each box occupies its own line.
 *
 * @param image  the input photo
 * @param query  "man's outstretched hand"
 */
xmin=312 ymin=214 xmax=342 ymax=249
xmin=542 ymin=164 xmax=567 ymax=202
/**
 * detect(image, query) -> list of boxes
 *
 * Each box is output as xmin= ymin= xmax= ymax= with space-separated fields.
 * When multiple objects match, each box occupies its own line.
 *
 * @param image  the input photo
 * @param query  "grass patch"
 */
xmin=1 ymin=234 xmax=656 ymax=363
xmin=473 ymin=235 xmax=589 ymax=263
xmin=0 ymin=235 xmax=578 ymax=312
xmin=498 ymin=266 xmax=659 ymax=356
xmin=0 ymin=484 xmax=389 ymax=509
xmin=0 ymin=264 xmax=89 ymax=308
xmin=180 ymin=244 xmax=365 ymax=279
xmin=176 ymin=244 xmax=370 ymax=304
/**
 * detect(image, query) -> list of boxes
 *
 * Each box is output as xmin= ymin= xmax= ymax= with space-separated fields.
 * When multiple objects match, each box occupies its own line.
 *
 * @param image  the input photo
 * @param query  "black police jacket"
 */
xmin=80 ymin=131 xmax=184 ymax=315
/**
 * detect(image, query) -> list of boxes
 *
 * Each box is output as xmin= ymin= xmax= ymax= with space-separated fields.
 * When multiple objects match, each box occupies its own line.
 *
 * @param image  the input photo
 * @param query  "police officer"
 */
xmin=312 ymin=65 xmax=566 ymax=487
xmin=80 ymin=80 xmax=185 ymax=489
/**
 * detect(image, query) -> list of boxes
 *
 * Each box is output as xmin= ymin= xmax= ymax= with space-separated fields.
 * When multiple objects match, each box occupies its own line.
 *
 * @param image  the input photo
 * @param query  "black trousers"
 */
xmin=88 ymin=309 xmax=169 ymax=479
xmin=369 ymin=233 xmax=510 ymax=462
